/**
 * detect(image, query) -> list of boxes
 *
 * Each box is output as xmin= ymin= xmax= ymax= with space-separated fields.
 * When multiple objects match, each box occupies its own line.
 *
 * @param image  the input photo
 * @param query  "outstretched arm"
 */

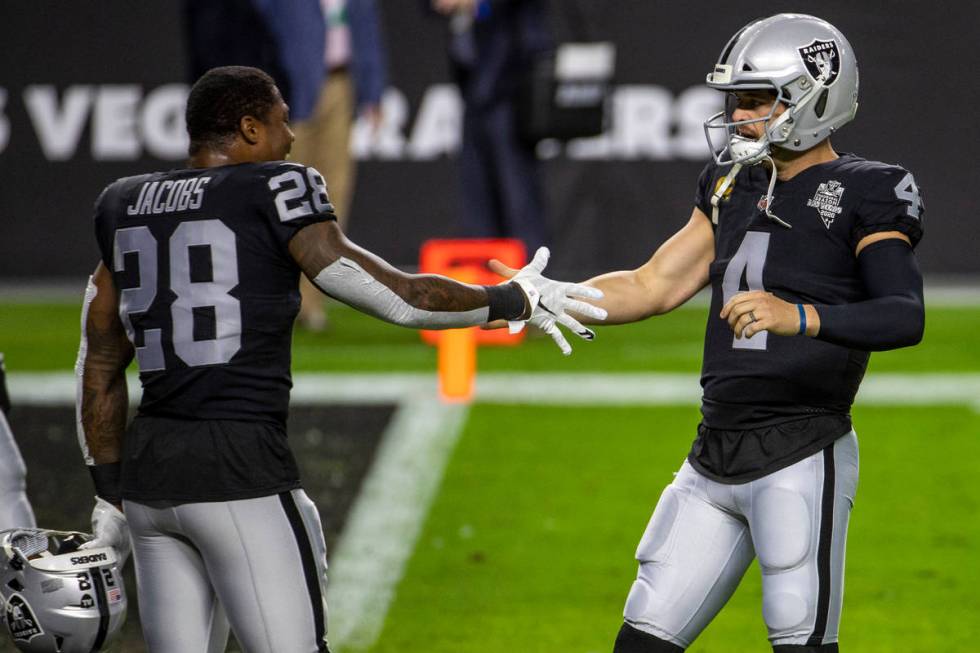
xmin=490 ymin=208 xmax=716 ymax=325
xmin=289 ymin=222 xmax=606 ymax=353
xmin=289 ymin=221 xmax=530 ymax=328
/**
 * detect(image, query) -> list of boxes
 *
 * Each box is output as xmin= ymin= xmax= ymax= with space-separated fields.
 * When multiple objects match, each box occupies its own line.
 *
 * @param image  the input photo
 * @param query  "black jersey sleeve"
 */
xmin=92 ymin=183 xmax=116 ymax=269
xmin=694 ymin=160 xmax=717 ymax=219
xmin=259 ymin=163 xmax=337 ymax=249
xmin=851 ymin=165 xmax=924 ymax=250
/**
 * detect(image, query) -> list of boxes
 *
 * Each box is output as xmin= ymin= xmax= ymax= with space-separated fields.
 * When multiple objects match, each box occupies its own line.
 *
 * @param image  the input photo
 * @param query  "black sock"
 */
xmin=613 ymin=623 xmax=684 ymax=653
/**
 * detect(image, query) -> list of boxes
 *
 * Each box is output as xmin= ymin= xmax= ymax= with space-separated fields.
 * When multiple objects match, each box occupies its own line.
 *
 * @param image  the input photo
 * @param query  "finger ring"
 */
xmin=748 ymin=310 xmax=757 ymax=323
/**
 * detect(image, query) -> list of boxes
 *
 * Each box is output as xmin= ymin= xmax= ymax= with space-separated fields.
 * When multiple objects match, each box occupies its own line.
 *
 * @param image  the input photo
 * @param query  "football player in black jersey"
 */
xmin=495 ymin=13 xmax=924 ymax=653
xmin=75 ymin=65 xmax=605 ymax=653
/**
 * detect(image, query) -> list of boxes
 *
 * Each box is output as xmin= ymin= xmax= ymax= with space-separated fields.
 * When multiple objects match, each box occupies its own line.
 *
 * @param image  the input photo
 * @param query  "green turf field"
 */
xmin=364 ymin=404 xmax=980 ymax=653
xmin=2 ymin=299 xmax=979 ymax=652
xmin=4 ymin=300 xmax=980 ymax=372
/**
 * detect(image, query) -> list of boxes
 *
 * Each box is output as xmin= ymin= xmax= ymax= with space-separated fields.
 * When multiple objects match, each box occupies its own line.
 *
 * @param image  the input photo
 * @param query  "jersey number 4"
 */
xmin=114 ymin=220 xmax=240 ymax=371
xmin=722 ymin=231 xmax=770 ymax=351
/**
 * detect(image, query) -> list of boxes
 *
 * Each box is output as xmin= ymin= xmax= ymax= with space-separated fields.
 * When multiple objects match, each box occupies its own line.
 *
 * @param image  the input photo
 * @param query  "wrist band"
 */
xmin=88 ymin=462 xmax=122 ymax=504
xmin=485 ymin=282 xmax=528 ymax=321
xmin=797 ymin=304 xmax=807 ymax=336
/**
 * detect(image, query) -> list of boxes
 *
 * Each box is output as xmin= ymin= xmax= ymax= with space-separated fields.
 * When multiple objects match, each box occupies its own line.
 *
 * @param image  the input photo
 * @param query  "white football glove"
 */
xmin=508 ymin=247 xmax=607 ymax=355
xmin=79 ymin=497 xmax=131 ymax=568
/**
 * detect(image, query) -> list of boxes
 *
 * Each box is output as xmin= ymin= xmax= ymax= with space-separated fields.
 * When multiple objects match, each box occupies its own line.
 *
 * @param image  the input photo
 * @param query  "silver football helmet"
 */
xmin=703 ymin=14 xmax=859 ymax=165
xmin=0 ymin=529 xmax=127 ymax=652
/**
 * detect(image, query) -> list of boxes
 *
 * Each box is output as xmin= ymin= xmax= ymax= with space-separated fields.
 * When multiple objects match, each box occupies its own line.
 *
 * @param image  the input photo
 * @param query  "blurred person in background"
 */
xmin=75 ymin=65 xmax=601 ymax=653
xmin=183 ymin=0 xmax=326 ymax=125
xmin=0 ymin=354 xmax=36 ymax=531
xmin=292 ymin=0 xmax=389 ymax=332
xmin=428 ymin=0 xmax=553 ymax=253
xmin=494 ymin=13 xmax=924 ymax=652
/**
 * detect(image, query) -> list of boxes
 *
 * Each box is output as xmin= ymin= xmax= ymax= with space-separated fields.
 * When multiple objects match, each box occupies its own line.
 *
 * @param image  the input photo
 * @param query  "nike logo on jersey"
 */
xmin=807 ymin=180 xmax=846 ymax=228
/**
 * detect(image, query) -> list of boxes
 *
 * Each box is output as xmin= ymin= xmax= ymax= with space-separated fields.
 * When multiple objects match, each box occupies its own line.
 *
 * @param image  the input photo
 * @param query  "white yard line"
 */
xmin=324 ymin=394 xmax=468 ymax=651
xmin=10 ymin=372 xmax=980 ymax=407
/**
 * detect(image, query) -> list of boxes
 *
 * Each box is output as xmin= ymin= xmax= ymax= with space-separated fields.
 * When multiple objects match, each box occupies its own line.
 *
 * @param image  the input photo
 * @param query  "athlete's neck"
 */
xmin=770 ymin=139 xmax=839 ymax=181
xmin=187 ymin=141 xmax=265 ymax=169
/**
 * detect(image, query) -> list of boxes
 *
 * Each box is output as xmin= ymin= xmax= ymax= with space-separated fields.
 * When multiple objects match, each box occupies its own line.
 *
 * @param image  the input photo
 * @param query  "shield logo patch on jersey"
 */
xmin=798 ymin=39 xmax=841 ymax=86
xmin=807 ymin=180 xmax=845 ymax=228
xmin=5 ymin=594 xmax=43 ymax=642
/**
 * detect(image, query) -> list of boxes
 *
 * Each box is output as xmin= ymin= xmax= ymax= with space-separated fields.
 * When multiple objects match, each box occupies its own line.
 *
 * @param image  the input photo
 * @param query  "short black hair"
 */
xmin=185 ymin=66 xmax=281 ymax=155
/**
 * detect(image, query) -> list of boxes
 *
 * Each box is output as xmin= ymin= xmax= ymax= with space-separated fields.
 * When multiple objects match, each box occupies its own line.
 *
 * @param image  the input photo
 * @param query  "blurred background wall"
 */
xmin=1 ymin=1 xmax=976 ymax=283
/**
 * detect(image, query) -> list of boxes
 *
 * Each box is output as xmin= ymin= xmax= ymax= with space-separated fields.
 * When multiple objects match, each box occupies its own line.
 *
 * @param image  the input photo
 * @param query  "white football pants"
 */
xmin=623 ymin=431 xmax=859 ymax=649
xmin=125 ymin=489 xmax=329 ymax=653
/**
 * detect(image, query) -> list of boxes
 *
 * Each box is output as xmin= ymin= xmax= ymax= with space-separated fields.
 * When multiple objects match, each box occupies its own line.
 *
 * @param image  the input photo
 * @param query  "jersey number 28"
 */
xmin=114 ymin=220 xmax=240 ymax=371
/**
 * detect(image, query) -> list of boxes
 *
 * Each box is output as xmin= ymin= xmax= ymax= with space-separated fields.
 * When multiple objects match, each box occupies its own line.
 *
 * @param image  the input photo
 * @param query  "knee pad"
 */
xmin=753 ymin=486 xmax=811 ymax=572
xmin=754 ymin=486 xmax=813 ymax=633
xmin=614 ymin=622 xmax=684 ymax=653
xmin=625 ymin=486 xmax=685 ymax=627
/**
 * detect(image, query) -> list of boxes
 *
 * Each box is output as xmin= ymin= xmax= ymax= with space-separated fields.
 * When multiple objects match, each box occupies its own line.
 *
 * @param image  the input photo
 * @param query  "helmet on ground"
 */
xmin=703 ymin=13 xmax=859 ymax=165
xmin=0 ymin=529 xmax=126 ymax=652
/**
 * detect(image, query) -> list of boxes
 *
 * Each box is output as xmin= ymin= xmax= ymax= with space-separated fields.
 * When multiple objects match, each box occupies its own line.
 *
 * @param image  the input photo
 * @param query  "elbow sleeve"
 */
xmin=311 ymin=257 xmax=491 ymax=328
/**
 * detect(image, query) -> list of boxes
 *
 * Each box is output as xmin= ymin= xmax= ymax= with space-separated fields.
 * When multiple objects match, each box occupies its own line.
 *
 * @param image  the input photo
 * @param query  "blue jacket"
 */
xmin=345 ymin=0 xmax=388 ymax=109
xmin=256 ymin=0 xmax=388 ymax=117
xmin=432 ymin=0 xmax=552 ymax=109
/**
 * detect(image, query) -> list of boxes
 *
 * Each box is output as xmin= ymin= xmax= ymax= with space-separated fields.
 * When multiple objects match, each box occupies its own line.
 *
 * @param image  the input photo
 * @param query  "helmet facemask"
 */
xmin=704 ymin=76 xmax=834 ymax=168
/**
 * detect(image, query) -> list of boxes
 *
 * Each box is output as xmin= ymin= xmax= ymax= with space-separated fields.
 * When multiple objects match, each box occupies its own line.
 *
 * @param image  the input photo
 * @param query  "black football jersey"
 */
xmin=94 ymin=161 xmax=335 ymax=426
xmin=688 ymin=153 xmax=923 ymax=481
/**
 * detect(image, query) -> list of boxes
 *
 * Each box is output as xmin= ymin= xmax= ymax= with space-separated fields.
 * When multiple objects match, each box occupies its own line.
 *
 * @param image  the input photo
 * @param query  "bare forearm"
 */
xmin=81 ymin=369 xmax=128 ymax=463
xmin=583 ymin=270 xmax=664 ymax=324
xmin=583 ymin=261 xmax=709 ymax=325
xmin=77 ymin=268 xmax=134 ymax=466
xmin=578 ymin=209 xmax=714 ymax=325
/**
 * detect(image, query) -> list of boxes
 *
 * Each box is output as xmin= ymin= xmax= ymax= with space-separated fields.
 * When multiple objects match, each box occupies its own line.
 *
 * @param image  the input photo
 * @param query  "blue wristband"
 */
xmin=797 ymin=304 xmax=807 ymax=336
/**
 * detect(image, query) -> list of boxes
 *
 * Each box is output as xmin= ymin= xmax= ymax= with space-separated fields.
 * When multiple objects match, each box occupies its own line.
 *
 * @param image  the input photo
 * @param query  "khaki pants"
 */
xmin=290 ymin=70 xmax=355 ymax=324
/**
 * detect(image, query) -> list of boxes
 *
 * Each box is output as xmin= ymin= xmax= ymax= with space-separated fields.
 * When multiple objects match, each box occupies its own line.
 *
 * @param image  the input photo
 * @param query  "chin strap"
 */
xmin=710 ymin=162 xmax=741 ymax=225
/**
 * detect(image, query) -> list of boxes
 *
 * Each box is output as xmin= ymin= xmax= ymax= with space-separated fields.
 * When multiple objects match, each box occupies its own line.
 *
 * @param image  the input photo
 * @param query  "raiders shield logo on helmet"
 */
xmin=798 ymin=39 xmax=841 ymax=86
xmin=5 ymin=594 xmax=44 ymax=642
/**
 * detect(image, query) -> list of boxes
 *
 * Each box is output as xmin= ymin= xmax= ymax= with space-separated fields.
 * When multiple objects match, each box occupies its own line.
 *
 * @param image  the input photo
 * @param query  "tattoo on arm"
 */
xmin=80 ymin=267 xmax=134 ymax=465
xmin=288 ymin=221 xmax=491 ymax=312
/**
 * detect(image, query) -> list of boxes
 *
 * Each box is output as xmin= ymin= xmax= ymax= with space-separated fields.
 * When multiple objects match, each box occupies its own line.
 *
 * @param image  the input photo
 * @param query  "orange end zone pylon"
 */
xmin=419 ymin=238 xmax=528 ymax=347
xmin=421 ymin=239 xmax=527 ymax=403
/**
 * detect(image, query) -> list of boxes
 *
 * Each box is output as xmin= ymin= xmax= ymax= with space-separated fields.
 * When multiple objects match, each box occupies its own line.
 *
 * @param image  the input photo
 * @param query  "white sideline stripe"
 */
xmin=324 ymin=395 xmax=468 ymax=651
xmin=9 ymin=372 xmax=980 ymax=406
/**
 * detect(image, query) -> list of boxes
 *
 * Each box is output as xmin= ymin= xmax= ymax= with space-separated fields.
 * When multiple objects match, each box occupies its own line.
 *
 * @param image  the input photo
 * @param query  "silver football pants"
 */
xmin=623 ymin=431 xmax=859 ymax=649
xmin=125 ymin=489 xmax=329 ymax=653
xmin=0 ymin=410 xmax=35 ymax=530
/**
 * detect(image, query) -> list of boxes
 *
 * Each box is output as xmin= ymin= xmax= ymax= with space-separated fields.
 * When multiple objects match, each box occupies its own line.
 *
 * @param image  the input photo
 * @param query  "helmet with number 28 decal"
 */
xmin=0 ymin=529 xmax=127 ymax=652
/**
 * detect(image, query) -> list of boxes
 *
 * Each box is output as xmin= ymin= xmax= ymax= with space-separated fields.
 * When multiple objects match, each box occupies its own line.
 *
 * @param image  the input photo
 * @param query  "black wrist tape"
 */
xmin=485 ymin=282 xmax=528 ymax=321
xmin=89 ymin=462 xmax=122 ymax=504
